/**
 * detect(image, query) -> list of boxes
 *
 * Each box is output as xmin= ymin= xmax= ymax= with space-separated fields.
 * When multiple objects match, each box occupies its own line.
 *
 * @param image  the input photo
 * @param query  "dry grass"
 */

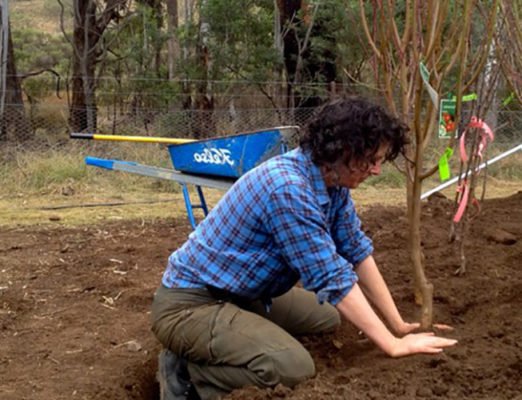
xmin=1 ymin=178 xmax=519 ymax=228
xmin=1 ymin=141 xmax=520 ymax=228
xmin=10 ymin=0 xmax=66 ymax=35
xmin=0 ymin=191 xmax=190 ymax=227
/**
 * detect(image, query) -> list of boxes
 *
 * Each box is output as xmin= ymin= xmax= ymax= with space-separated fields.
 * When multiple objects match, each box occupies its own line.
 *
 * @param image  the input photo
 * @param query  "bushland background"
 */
xmin=0 ymin=0 xmax=520 ymax=224
xmin=1 ymin=3 xmax=521 ymax=400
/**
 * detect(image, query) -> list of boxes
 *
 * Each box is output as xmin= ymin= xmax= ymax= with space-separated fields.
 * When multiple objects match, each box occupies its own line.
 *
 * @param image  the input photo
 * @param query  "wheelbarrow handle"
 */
xmin=70 ymin=132 xmax=194 ymax=145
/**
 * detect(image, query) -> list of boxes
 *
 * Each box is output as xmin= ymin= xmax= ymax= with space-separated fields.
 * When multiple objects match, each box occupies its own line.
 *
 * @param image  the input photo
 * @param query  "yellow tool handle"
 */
xmin=70 ymin=132 xmax=194 ymax=145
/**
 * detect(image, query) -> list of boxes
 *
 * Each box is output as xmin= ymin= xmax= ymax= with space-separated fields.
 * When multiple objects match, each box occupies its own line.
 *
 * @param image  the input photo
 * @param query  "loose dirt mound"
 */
xmin=1 ymin=192 xmax=521 ymax=400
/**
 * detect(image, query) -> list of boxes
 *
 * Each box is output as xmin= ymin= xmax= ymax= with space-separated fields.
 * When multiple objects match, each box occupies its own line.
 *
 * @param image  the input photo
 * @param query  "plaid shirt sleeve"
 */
xmin=331 ymin=189 xmax=374 ymax=267
xmin=264 ymin=183 xmax=359 ymax=306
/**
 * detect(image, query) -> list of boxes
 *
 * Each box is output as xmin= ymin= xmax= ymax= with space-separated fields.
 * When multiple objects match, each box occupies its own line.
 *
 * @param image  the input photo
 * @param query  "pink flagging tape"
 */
xmin=453 ymin=182 xmax=470 ymax=223
xmin=459 ymin=117 xmax=495 ymax=164
xmin=459 ymin=129 xmax=469 ymax=163
xmin=454 ymin=117 xmax=495 ymax=223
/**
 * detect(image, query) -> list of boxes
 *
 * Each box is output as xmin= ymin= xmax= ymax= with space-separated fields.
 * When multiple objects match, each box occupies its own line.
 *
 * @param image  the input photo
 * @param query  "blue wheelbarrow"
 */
xmin=71 ymin=126 xmax=299 ymax=228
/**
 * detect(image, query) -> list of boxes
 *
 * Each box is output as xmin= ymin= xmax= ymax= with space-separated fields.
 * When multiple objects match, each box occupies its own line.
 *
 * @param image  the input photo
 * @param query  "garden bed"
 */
xmin=1 ymin=192 xmax=520 ymax=399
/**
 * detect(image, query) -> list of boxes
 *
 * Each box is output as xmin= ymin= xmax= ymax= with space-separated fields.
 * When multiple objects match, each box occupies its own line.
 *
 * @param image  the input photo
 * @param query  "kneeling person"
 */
xmin=151 ymin=96 xmax=457 ymax=400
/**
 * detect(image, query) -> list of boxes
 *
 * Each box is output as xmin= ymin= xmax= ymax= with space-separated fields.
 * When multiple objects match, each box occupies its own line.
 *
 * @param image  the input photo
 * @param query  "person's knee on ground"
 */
xmin=188 ymin=343 xmax=316 ymax=400
xmin=249 ymin=344 xmax=316 ymax=388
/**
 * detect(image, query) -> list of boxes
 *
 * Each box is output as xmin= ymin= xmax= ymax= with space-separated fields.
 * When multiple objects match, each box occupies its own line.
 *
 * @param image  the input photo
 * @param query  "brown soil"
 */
xmin=1 ymin=192 xmax=521 ymax=400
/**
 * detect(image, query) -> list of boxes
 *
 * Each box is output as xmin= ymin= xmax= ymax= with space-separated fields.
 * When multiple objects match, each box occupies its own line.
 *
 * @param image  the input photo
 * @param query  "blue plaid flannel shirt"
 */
xmin=162 ymin=147 xmax=373 ymax=306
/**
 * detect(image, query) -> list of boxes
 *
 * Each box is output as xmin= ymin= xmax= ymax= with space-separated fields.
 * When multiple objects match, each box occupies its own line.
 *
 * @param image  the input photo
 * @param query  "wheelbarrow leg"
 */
xmin=195 ymin=186 xmax=209 ymax=216
xmin=181 ymin=184 xmax=209 ymax=230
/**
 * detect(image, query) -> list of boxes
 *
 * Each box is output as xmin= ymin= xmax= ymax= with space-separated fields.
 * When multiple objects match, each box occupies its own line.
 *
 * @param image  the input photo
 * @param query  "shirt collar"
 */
xmin=299 ymin=149 xmax=331 ymax=207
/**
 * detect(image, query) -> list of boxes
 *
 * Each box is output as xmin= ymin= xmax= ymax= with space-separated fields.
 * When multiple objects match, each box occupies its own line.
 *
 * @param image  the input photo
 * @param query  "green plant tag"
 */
xmin=502 ymin=92 xmax=515 ymax=106
xmin=438 ymin=147 xmax=454 ymax=181
xmin=451 ymin=93 xmax=477 ymax=102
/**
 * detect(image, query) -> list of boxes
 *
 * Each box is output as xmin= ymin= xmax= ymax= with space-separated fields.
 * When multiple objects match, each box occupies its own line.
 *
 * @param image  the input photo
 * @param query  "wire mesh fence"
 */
xmin=0 ymin=100 xmax=521 ymax=165
xmin=0 ymin=104 xmax=318 ymax=141
xmin=1 ymin=74 xmax=521 ymax=153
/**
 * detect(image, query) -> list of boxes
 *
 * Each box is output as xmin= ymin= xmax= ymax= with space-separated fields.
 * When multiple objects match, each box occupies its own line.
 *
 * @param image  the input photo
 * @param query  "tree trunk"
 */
xmin=180 ymin=0 xmax=193 ymax=111
xmin=192 ymin=0 xmax=214 ymax=139
xmin=69 ymin=53 xmax=97 ymax=133
xmin=276 ymin=0 xmax=301 ymax=108
xmin=0 ymin=8 xmax=32 ymax=141
xmin=69 ymin=1 xmax=98 ymax=132
xmin=147 ymin=0 xmax=164 ymax=77
xmin=407 ymin=143 xmax=433 ymax=329
xmin=276 ymin=0 xmax=335 ymax=112
xmin=273 ymin=0 xmax=286 ymax=113
xmin=67 ymin=0 xmax=127 ymax=133
xmin=166 ymin=0 xmax=180 ymax=81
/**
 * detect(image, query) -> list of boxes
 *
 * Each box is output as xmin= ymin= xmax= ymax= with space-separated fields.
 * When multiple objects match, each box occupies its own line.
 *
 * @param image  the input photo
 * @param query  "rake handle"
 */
xmin=70 ymin=132 xmax=194 ymax=145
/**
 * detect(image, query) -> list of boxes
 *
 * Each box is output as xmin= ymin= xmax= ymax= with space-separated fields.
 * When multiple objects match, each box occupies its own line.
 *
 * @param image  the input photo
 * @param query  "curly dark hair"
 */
xmin=300 ymin=96 xmax=409 ymax=168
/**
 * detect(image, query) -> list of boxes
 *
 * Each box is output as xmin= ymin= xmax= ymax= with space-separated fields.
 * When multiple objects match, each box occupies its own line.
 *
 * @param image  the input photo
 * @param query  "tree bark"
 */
xmin=407 ymin=144 xmax=433 ymax=329
xmin=0 ymin=11 xmax=32 ymax=141
xmin=68 ymin=0 xmax=127 ymax=133
xmin=192 ymin=0 xmax=214 ymax=138
xmin=166 ymin=0 xmax=180 ymax=81
xmin=273 ymin=0 xmax=286 ymax=112
xmin=69 ymin=1 xmax=95 ymax=132
xmin=276 ymin=0 xmax=302 ymax=109
xmin=275 ymin=0 xmax=335 ymax=111
xmin=142 ymin=0 xmax=164 ymax=76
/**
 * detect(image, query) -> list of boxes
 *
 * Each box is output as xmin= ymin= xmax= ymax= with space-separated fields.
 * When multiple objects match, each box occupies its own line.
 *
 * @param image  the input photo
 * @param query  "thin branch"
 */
xmin=385 ymin=0 xmax=404 ymax=61
xmin=401 ymin=0 xmax=412 ymax=47
xmin=341 ymin=67 xmax=385 ymax=93
xmin=424 ymin=0 xmax=441 ymax=60
xmin=225 ymin=66 xmax=281 ymax=110
xmin=18 ymin=68 xmax=62 ymax=99
xmin=95 ymin=0 xmax=128 ymax=37
xmin=461 ymin=0 xmax=500 ymax=94
xmin=57 ymin=0 xmax=73 ymax=46
xmin=358 ymin=0 xmax=382 ymax=60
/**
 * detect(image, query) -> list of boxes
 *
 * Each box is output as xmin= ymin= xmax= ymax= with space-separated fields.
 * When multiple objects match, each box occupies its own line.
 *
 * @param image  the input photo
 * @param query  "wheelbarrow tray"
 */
xmin=167 ymin=126 xmax=298 ymax=178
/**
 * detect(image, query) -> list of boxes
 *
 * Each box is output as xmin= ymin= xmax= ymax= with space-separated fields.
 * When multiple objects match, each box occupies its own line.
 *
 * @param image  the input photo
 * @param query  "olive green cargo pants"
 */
xmin=151 ymin=285 xmax=340 ymax=400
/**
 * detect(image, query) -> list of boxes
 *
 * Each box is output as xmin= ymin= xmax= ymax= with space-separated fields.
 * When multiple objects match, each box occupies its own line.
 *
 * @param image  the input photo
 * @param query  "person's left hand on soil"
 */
xmin=389 ymin=332 xmax=458 ymax=358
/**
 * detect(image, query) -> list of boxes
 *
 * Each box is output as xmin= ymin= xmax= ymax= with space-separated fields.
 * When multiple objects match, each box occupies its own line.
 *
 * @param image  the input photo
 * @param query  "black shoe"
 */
xmin=157 ymin=349 xmax=199 ymax=400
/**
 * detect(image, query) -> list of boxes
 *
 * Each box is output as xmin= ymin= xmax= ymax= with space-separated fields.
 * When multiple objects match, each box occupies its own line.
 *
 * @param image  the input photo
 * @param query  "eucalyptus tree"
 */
xmin=59 ymin=0 xmax=130 ymax=133
xmin=275 ymin=0 xmax=369 ymax=111
xmin=181 ymin=0 xmax=368 ymax=123
xmin=170 ymin=0 xmax=279 ymax=136
xmin=158 ymin=0 xmax=367 ymax=132
xmin=102 ymin=1 xmax=169 ymax=110
xmin=0 ymin=4 xmax=31 ymax=141
xmin=166 ymin=0 xmax=180 ymax=80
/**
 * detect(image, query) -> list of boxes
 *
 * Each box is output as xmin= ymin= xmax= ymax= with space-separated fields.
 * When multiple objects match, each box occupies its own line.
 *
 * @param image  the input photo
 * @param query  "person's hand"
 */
xmin=393 ymin=320 xmax=455 ymax=336
xmin=433 ymin=323 xmax=455 ymax=332
xmin=388 ymin=332 xmax=458 ymax=358
xmin=392 ymin=320 xmax=420 ymax=336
